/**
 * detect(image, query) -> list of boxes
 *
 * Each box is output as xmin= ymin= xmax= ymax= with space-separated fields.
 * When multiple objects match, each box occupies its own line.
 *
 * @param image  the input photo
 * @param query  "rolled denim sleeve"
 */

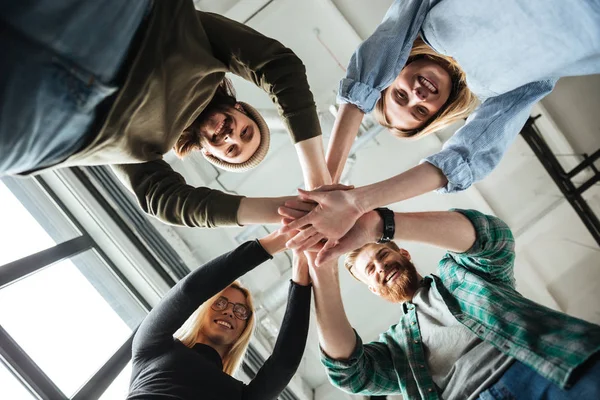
xmin=338 ymin=0 xmax=433 ymax=113
xmin=423 ymin=79 xmax=556 ymax=192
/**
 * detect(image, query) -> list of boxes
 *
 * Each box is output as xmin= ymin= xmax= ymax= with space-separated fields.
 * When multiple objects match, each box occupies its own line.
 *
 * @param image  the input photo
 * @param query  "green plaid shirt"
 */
xmin=321 ymin=209 xmax=600 ymax=399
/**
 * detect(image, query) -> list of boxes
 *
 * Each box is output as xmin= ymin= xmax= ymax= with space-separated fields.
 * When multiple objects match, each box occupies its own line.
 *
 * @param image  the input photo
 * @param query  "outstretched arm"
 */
xmin=279 ymin=80 xmax=556 ymax=244
xmin=310 ymin=257 xmax=401 ymax=395
xmin=132 ymin=231 xmax=288 ymax=358
xmin=282 ymin=208 xmax=476 ymax=265
xmin=295 ymin=136 xmax=332 ymax=189
xmin=113 ymin=161 xmax=302 ymax=228
xmin=326 ymin=0 xmax=434 ymax=183
xmin=243 ymin=251 xmax=312 ymax=400
xmin=326 ymin=104 xmax=364 ymax=183
xmin=198 ymin=11 xmax=330 ymax=189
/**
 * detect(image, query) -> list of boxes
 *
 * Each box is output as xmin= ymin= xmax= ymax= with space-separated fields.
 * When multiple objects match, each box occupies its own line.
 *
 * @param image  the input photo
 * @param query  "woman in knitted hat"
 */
xmin=2 ymin=0 xmax=331 ymax=228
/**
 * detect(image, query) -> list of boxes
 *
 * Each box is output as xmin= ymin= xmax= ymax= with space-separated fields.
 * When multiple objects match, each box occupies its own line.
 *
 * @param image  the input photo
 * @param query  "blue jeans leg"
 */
xmin=0 ymin=0 xmax=150 ymax=175
xmin=478 ymin=357 xmax=600 ymax=400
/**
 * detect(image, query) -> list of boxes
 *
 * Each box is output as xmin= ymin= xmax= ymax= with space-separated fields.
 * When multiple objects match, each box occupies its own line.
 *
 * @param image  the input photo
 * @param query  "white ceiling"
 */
xmin=151 ymin=1 xmax=600 ymax=398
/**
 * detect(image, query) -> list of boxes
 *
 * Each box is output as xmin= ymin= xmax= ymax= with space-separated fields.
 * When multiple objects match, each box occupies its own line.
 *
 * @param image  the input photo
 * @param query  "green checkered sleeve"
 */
xmin=320 ymin=330 xmax=401 ymax=395
xmin=444 ymin=209 xmax=516 ymax=287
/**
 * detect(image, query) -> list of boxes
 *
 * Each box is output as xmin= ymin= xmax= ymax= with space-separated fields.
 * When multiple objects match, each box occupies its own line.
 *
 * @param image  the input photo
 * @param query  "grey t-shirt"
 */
xmin=412 ymin=284 xmax=514 ymax=399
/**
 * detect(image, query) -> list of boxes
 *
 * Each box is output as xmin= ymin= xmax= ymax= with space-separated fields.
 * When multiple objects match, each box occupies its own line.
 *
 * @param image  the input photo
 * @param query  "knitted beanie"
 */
xmin=201 ymin=102 xmax=270 ymax=173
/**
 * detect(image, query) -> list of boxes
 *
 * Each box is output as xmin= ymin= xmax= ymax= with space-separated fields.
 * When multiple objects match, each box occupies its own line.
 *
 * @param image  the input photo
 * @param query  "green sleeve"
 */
xmin=111 ymin=160 xmax=243 ymax=228
xmin=444 ymin=209 xmax=516 ymax=287
xmin=197 ymin=11 xmax=321 ymax=144
xmin=320 ymin=330 xmax=401 ymax=395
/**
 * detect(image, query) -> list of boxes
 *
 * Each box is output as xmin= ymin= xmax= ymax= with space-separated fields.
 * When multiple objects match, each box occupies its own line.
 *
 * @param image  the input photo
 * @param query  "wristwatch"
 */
xmin=374 ymin=207 xmax=395 ymax=244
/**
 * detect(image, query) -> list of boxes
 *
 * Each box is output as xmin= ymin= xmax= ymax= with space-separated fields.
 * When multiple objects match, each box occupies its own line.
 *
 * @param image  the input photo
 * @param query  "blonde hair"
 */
xmin=344 ymin=241 xmax=402 ymax=281
xmin=173 ymin=281 xmax=255 ymax=376
xmin=373 ymin=38 xmax=478 ymax=139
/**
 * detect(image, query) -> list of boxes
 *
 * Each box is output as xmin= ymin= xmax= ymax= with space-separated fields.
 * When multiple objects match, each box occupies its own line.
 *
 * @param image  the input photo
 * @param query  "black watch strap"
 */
xmin=374 ymin=207 xmax=395 ymax=244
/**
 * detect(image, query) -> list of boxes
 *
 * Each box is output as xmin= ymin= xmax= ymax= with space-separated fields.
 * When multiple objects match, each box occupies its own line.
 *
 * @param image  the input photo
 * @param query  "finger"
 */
xmin=278 ymin=206 xmax=307 ymax=219
xmin=316 ymin=240 xmax=345 ymax=266
xmin=296 ymin=233 xmax=325 ymax=252
xmin=286 ymin=226 xmax=317 ymax=248
xmin=297 ymin=188 xmax=326 ymax=203
xmin=284 ymin=199 xmax=316 ymax=211
xmin=280 ymin=214 xmax=312 ymax=233
xmin=314 ymin=183 xmax=355 ymax=192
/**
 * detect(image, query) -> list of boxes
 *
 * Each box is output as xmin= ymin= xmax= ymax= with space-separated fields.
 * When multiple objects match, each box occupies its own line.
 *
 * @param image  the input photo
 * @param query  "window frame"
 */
xmin=0 ymin=169 xmax=161 ymax=400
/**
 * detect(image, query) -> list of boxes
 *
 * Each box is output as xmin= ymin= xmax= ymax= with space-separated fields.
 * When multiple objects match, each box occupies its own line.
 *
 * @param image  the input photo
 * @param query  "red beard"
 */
xmin=377 ymin=260 xmax=420 ymax=303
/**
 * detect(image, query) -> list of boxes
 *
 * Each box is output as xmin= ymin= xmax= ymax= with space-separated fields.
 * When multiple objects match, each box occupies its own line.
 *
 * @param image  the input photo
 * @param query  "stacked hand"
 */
xmin=279 ymin=184 xmax=381 ymax=266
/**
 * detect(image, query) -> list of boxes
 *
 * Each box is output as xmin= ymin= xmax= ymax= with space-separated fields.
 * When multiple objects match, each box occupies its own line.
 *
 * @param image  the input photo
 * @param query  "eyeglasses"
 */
xmin=211 ymin=296 xmax=252 ymax=321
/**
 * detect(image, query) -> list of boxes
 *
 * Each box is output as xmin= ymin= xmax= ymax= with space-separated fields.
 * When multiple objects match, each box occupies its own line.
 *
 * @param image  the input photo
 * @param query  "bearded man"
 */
xmin=304 ymin=209 xmax=600 ymax=399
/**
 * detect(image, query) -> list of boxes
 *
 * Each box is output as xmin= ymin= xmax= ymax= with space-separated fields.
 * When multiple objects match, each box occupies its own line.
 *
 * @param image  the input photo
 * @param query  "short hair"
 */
xmin=344 ymin=241 xmax=402 ymax=281
xmin=173 ymin=77 xmax=238 ymax=158
xmin=373 ymin=37 xmax=478 ymax=139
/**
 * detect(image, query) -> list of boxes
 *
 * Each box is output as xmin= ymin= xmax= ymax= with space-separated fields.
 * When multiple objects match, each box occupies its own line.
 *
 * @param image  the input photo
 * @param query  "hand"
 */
xmin=314 ymin=211 xmax=382 ymax=266
xmin=279 ymin=186 xmax=364 ymax=252
xmin=305 ymin=250 xmax=339 ymax=286
xmin=291 ymin=250 xmax=311 ymax=286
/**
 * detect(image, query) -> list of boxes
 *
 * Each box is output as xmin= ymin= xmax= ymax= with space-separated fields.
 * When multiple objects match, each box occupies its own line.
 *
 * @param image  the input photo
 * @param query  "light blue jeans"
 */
xmin=0 ymin=0 xmax=150 ymax=175
xmin=478 ymin=356 xmax=600 ymax=400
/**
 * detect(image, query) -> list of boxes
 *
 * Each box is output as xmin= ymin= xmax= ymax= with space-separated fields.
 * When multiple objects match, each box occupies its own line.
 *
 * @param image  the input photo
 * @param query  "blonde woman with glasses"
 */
xmin=127 ymin=231 xmax=311 ymax=399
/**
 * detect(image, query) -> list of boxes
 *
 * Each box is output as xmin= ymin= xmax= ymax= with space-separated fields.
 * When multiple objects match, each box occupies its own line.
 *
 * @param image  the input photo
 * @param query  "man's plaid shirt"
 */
xmin=321 ymin=209 xmax=600 ymax=399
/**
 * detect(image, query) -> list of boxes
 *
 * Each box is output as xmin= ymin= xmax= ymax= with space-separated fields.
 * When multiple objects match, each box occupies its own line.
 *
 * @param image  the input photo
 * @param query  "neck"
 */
xmin=194 ymin=333 xmax=229 ymax=360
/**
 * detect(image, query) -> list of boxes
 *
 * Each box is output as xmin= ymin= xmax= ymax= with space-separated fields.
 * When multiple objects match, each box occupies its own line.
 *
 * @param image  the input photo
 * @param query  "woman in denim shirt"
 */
xmin=280 ymin=0 xmax=600 ymax=261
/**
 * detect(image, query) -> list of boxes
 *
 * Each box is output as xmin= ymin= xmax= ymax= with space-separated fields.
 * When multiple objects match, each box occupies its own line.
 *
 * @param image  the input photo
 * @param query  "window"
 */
xmin=0 ymin=361 xmax=36 ymax=400
xmin=0 ymin=172 xmax=159 ymax=400
xmin=0 ymin=180 xmax=79 ymax=266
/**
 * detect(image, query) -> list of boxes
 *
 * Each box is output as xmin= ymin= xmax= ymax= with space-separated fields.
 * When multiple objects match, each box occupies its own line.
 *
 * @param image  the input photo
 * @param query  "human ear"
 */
xmin=234 ymin=102 xmax=246 ymax=114
xmin=368 ymin=285 xmax=379 ymax=296
xmin=399 ymin=249 xmax=411 ymax=260
xmin=200 ymin=147 xmax=212 ymax=157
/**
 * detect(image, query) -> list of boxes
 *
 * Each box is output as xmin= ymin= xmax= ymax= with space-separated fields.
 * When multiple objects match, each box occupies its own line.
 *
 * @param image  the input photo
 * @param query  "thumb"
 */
xmin=316 ymin=240 xmax=341 ymax=266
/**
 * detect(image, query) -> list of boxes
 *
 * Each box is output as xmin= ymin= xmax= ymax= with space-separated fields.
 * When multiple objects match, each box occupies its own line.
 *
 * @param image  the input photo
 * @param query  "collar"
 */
xmin=401 ymin=276 xmax=432 ymax=314
xmin=191 ymin=342 xmax=224 ymax=369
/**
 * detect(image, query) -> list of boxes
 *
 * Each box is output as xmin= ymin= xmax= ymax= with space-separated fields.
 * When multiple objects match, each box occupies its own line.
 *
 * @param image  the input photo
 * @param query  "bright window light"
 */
xmin=0 ymin=361 xmax=36 ymax=400
xmin=0 ymin=250 xmax=146 ymax=397
xmin=99 ymin=361 xmax=132 ymax=399
xmin=0 ymin=181 xmax=55 ymax=266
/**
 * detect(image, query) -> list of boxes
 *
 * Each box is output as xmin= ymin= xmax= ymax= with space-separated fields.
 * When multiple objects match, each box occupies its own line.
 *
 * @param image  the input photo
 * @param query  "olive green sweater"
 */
xmin=27 ymin=0 xmax=321 ymax=228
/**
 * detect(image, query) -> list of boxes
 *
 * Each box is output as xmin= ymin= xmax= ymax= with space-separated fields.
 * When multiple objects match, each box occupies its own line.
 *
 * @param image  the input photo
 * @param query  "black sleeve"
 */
xmin=132 ymin=240 xmax=271 ymax=359
xmin=243 ymin=281 xmax=312 ymax=400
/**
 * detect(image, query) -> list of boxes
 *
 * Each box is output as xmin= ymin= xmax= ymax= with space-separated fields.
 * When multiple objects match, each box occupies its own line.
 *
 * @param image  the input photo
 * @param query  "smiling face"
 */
xmin=351 ymin=244 xmax=421 ymax=303
xmin=199 ymin=287 xmax=249 ymax=347
xmin=383 ymin=58 xmax=453 ymax=131
xmin=198 ymin=104 xmax=261 ymax=164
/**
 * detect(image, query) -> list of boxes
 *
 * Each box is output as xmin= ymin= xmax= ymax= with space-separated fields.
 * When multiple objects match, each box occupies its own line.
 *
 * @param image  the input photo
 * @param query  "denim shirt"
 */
xmin=339 ymin=0 xmax=600 ymax=192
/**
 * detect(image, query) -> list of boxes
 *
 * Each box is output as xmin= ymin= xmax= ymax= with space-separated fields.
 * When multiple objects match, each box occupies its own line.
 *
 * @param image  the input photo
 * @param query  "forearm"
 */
xmin=237 ymin=196 xmax=295 ymax=226
xmin=258 ymin=230 xmax=290 ymax=256
xmin=352 ymin=162 xmax=447 ymax=213
xmin=326 ymin=103 xmax=364 ymax=183
xmin=312 ymin=265 xmax=357 ymax=360
xmin=112 ymin=161 xmax=242 ymax=228
xmin=364 ymin=209 xmax=476 ymax=253
xmin=244 ymin=282 xmax=311 ymax=399
xmin=295 ymin=136 xmax=332 ymax=189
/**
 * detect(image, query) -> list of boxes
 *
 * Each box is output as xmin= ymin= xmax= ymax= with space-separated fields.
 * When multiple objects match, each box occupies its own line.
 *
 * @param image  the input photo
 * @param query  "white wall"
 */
xmin=541 ymin=75 xmax=600 ymax=155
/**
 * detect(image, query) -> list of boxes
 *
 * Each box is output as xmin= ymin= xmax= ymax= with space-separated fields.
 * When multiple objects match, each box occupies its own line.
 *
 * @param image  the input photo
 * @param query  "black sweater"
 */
xmin=127 ymin=240 xmax=311 ymax=399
